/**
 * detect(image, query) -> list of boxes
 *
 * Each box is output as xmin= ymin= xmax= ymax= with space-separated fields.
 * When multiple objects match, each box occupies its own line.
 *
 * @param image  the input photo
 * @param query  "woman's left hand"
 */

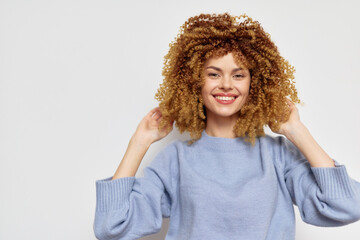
xmin=269 ymin=99 xmax=335 ymax=168
xmin=269 ymin=98 xmax=301 ymax=136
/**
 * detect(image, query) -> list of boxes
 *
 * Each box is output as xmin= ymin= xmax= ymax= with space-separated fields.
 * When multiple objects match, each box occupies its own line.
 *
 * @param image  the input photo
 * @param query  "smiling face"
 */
xmin=201 ymin=52 xmax=251 ymax=124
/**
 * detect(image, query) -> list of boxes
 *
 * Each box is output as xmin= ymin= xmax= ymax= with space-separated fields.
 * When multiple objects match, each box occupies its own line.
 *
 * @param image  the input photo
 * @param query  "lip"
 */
xmin=213 ymin=95 xmax=237 ymax=105
xmin=212 ymin=93 xmax=238 ymax=97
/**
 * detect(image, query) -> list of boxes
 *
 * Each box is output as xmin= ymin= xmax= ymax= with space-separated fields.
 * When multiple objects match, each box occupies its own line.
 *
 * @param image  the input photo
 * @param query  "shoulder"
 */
xmin=258 ymin=134 xmax=304 ymax=169
xmin=258 ymin=134 xmax=298 ymax=151
xmin=258 ymin=134 xmax=286 ymax=152
xmin=159 ymin=139 xmax=179 ymax=153
xmin=149 ymin=139 xmax=183 ymax=170
xmin=152 ymin=140 xmax=179 ymax=162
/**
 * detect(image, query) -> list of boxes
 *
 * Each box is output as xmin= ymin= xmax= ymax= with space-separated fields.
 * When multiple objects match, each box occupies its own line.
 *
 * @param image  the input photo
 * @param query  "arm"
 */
xmin=276 ymin=136 xmax=360 ymax=226
xmin=271 ymin=99 xmax=360 ymax=226
xmin=94 ymin=142 xmax=177 ymax=240
xmin=283 ymin=121 xmax=335 ymax=168
xmin=112 ymin=106 xmax=174 ymax=179
xmin=94 ymin=107 xmax=175 ymax=239
xmin=271 ymin=98 xmax=335 ymax=168
xmin=112 ymin=134 xmax=151 ymax=180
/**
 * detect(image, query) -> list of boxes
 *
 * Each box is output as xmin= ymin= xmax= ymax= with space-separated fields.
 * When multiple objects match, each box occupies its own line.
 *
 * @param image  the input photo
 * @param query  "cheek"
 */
xmin=236 ymin=83 xmax=250 ymax=95
xmin=200 ymin=88 xmax=206 ymax=99
xmin=239 ymin=79 xmax=251 ymax=94
xmin=201 ymin=82 xmax=212 ymax=96
xmin=200 ymin=89 xmax=209 ymax=105
xmin=244 ymin=86 xmax=250 ymax=96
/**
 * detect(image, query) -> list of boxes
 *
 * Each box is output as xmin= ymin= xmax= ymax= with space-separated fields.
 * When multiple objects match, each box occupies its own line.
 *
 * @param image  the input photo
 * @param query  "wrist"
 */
xmin=283 ymin=121 xmax=307 ymax=143
xmin=131 ymin=132 xmax=153 ymax=148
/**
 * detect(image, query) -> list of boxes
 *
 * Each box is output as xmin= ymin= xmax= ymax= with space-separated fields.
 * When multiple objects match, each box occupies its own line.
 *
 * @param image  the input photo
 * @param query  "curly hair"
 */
xmin=154 ymin=12 xmax=301 ymax=146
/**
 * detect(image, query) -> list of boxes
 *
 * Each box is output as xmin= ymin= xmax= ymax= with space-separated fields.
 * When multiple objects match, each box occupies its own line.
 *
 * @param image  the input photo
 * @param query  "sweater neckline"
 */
xmin=196 ymin=129 xmax=252 ymax=152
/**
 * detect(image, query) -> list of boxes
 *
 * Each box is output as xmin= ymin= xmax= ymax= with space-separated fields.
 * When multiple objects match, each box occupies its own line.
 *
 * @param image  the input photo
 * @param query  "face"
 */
xmin=201 ymin=52 xmax=251 ymax=122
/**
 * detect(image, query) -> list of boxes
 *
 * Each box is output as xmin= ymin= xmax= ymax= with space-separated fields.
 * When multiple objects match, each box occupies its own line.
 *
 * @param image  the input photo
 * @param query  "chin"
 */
xmin=210 ymin=109 xmax=240 ymax=118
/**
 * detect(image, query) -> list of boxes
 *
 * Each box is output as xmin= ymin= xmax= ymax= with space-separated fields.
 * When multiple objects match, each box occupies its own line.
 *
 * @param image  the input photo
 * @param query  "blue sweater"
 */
xmin=94 ymin=130 xmax=360 ymax=240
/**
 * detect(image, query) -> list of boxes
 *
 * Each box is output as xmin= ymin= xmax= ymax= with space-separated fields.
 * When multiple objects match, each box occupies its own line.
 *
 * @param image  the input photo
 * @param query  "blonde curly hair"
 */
xmin=154 ymin=12 xmax=301 ymax=146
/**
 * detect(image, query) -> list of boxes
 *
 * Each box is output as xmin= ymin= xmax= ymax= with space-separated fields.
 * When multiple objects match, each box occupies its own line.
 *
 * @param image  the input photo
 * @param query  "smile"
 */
xmin=213 ymin=95 xmax=237 ymax=104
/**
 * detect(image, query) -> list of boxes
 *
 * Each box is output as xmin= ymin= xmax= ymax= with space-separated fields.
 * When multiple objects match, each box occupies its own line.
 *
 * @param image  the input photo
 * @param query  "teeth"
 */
xmin=215 ymin=96 xmax=235 ymax=101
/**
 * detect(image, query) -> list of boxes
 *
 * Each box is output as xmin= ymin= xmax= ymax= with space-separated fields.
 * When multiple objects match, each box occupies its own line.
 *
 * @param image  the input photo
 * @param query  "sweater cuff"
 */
xmin=310 ymin=161 xmax=355 ymax=199
xmin=95 ymin=176 xmax=135 ymax=212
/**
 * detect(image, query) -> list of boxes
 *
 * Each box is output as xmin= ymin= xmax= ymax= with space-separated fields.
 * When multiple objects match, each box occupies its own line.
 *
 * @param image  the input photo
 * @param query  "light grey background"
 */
xmin=1 ymin=0 xmax=359 ymax=239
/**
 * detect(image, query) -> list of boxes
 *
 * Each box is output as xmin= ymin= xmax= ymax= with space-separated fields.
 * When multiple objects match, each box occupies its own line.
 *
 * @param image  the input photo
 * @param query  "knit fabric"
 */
xmin=94 ymin=130 xmax=360 ymax=240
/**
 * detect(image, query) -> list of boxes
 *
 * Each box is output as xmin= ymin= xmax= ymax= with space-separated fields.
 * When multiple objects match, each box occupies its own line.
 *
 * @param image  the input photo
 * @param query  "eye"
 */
xmin=207 ymin=73 xmax=245 ymax=78
xmin=234 ymin=74 xmax=244 ymax=78
xmin=208 ymin=73 xmax=219 ymax=77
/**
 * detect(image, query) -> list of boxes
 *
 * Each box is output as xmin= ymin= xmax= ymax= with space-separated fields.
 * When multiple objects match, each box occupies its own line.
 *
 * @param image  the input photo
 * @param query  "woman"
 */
xmin=94 ymin=13 xmax=360 ymax=240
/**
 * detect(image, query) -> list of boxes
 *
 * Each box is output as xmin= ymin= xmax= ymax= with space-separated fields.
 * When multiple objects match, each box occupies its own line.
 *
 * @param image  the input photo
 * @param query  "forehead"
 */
xmin=203 ymin=51 xmax=248 ymax=69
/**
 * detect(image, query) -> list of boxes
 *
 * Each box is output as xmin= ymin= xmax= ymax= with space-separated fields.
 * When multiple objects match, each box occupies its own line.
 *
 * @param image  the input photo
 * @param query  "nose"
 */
xmin=219 ymin=75 xmax=233 ymax=90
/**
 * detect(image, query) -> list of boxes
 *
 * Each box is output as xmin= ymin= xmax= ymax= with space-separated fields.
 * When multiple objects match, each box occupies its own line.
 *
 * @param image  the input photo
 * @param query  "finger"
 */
xmin=284 ymin=98 xmax=291 ymax=105
xmin=284 ymin=98 xmax=295 ymax=111
xmin=286 ymin=98 xmax=295 ymax=106
xmin=154 ymin=112 xmax=162 ymax=120
xmin=148 ymin=107 xmax=160 ymax=118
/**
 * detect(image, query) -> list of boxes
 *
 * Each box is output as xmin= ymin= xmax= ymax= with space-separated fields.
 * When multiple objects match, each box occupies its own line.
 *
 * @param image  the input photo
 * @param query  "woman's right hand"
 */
xmin=132 ymin=106 xmax=174 ymax=145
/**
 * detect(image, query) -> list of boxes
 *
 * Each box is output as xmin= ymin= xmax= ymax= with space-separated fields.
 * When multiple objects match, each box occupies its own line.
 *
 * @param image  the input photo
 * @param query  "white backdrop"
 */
xmin=1 ymin=0 xmax=360 ymax=239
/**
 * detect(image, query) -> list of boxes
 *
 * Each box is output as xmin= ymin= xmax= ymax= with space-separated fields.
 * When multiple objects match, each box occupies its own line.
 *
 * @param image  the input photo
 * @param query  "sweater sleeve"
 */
xmin=93 ymin=142 xmax=178 ymax=240
xmin=276 ymin=136 xmax=360 ymax=227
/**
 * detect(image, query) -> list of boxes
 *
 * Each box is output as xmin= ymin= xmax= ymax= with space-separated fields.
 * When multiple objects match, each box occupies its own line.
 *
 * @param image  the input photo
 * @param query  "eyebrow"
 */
xmin=205 ymin=66 xmax=243 ymax=72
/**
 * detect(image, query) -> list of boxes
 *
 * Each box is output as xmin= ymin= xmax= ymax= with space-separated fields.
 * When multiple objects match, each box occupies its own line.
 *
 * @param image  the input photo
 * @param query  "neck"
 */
xmin=205 ymin=113 xmax=239 ymax=138
xmin=195 ymin=129 xmax=251 ymax=152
